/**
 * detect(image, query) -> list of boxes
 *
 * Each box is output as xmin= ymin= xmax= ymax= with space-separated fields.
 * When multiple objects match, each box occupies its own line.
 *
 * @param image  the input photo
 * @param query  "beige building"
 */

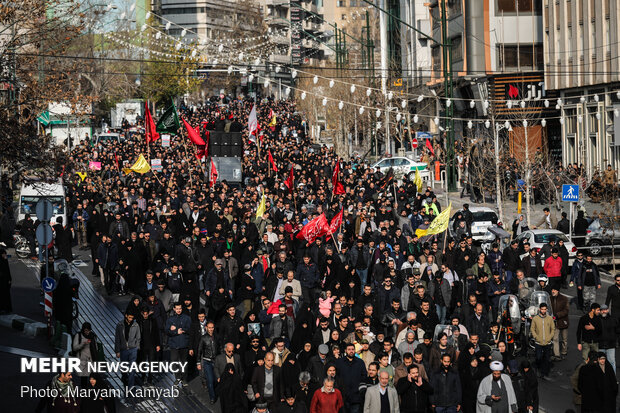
xmin=543 ymin=0 xmax=620 ymax=173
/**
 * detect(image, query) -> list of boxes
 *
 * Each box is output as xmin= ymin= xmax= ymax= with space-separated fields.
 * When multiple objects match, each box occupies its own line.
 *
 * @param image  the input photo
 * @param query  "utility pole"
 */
xmin=440 ymin=0 xmax=456 ymax=191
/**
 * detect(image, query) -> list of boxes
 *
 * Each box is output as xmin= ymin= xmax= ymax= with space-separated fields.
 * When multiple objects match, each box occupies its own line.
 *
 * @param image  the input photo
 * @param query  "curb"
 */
xmin=0 ymin=314 xmax=47 ymax=337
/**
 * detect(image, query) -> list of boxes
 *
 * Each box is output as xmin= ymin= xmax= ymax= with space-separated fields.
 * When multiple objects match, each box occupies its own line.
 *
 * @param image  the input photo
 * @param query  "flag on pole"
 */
xmin=248 ymin=105 xmax=258 ymax=136
xmin=255 ymin=191 xmax=266 ymax=219
xmin=156 ymin=103 xmax=181 ymax=135
xmin=284 ymin=166 xmax=294 ymax=192
xmin=182 ymin=117 xmax=206 ymax=146
xmin=414 ymin=168 xmax=423 ymax=192
xmin=425 ymin=138 xmax=435 ymax=157
xmin=296 ymin=213 xmax=329 ymax=243
xmin=268 ymin=115 xmax=277 ymax=127
xmin=326 ymin=209 xmax=343 ymax=239
xmin=209 ymin=158 xmax=218 ymax=187
xmin=415 ymin=203 xmax=452 ymax=238
xmin=268 ymin=150 xmax=278 ymax=172
xmin=378 ymin=168 xmax=394 ymax=190
xmin=122 ymin=154 xmax=151 ymax=174
xmin=332 ymin=162 xmax=345 ymax=195
xmin=144 ymin=102 xmax=160 ymax=143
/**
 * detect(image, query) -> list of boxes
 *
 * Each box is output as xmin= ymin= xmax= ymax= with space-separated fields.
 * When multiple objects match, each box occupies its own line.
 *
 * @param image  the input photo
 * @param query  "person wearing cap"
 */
xmin=530 ymin=302 xmax=554 ymax=379
xmin=476 ymin=360 xmax=518 ymax=413
xmin=548 ymin=286 xmax=569 ymax=363
xmin=239 ymin=263 xmax=257 ymax=316
xmin=576 ymin=303 xmax=602 ymax=362
xmin=598 ymin=304 xmax=618 ymax=373
xmin=308 ymin=344 xmax=330 ymax=385
xmin=204 ymin=258 xmax=233 ymax=318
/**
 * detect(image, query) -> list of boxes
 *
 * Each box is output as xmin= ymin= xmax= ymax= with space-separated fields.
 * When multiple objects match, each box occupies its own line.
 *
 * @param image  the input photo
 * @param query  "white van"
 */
xmin=18 ymin=180 xmax=67 ymax=225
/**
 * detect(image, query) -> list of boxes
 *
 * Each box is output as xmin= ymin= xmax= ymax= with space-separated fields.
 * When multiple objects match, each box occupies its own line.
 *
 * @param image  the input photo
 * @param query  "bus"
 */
xmin=17 ymin=180 xmax=66 ymax=225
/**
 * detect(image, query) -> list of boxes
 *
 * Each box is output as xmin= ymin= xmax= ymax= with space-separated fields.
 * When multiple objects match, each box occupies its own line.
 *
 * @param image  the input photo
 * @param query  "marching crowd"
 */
xmin=4 ymin=97 xmax=619 ymax=413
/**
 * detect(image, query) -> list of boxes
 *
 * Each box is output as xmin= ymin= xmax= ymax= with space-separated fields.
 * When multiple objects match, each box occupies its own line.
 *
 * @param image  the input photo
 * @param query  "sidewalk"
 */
xmin=68 ymin=250 xmax=212 ymax=413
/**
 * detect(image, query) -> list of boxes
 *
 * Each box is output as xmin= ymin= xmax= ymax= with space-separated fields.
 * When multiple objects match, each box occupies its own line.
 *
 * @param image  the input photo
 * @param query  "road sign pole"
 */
xmin=569 ymin=202 xmax=573 ymax=243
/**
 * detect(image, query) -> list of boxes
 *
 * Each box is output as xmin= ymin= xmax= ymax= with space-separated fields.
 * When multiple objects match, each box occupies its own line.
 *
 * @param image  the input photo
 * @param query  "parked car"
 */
xmin=449 ymin=206 xmax=499 ymax=243
xmin=371 ymin=156 xmax=430 ymax=181
xmin=515 ymin=229 xmax=577 ymax=264
xmin=585 ymin=218 xmax=620 ymax=256
xmin=95 ymin=133 xmax=122 ymax=145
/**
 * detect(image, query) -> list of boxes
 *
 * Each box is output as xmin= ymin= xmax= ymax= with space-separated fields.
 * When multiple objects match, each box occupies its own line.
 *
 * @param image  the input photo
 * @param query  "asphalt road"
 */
xmin=536 ymin=274 xmax=619 ymax=413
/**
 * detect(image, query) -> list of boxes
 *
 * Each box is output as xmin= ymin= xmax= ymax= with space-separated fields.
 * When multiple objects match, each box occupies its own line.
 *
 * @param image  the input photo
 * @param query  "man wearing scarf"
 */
xmin=476 ymin=361 xmax=518 ymax=413
xmin=71 ymin=322 xmax=99 ymax=387
xmin=35 ymin=372 xmax=80 ymax=413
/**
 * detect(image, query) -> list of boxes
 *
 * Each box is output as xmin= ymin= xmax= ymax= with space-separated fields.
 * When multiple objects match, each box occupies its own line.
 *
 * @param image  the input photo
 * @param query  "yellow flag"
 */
xmin=416 ymin=203 xmax=452 ymax=238
xmin=123 ymin=154 xmax=151 ymax=174
xmin=269 ymin=116 xmax=277 ymax=127
xmin=76 ymin=172 xmax=87 ymax=181
xmin=414 ymin=168 xmax=423 ymax=192
xmin=255 ymin=191 xmax=266 ymax=219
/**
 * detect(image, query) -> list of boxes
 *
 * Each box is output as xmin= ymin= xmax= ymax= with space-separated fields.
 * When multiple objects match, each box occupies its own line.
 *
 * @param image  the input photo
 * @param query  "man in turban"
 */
xmin=476 ymin=361 xmax=518 ymax=413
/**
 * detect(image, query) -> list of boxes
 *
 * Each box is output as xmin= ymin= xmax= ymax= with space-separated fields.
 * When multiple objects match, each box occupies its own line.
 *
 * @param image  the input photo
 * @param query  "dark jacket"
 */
xmin=251 ymin=364 xmax=283 ymax=401
xmin=335 ymin=355 xmax=367 ymax=404
xmin=214 ymin=353 xmax=244 ymax=379
xmin=605 ymin=284 xmax=620 ymax=317
xmin=396 ymin=377 xmax=434 ymax=413
xmin=598 ymin=315 xmax=619 ymax=349
xmin=296 ymin=262 xmax=319 ymax=289
xmin=521 ymin=254 xmax=543 ymax=278
xmin=218 ymin=314 xmax=244 ymax=346
xmin=165 ymin=312 xmax=191 ymax=349
xmin=270 ymin=314 xmax=295 ymax=340
xmin=114 ymin=319 xmax=141 ymax=352
xmin=429 ymin=367 xmax=461 ymax=407
xmin=138 ymin=315 xmax=160 ymax=351
xmin=550 ymin=293 xmax=569 ymax=329
xmin=196 ymin=332 xmax=220 ymax=361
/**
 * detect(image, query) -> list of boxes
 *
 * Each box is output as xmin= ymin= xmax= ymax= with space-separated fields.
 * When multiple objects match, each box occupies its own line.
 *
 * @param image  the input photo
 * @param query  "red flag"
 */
xmin=326 ymin=209 xmax=343 ymax=239
xmin=268 ymin=150 xmax=278 ymax=172
xmin=182 ymin=117 xmax=206 ymax=146
xmin=425 ymin=138 xmax=435 ymax=157
xmin=196 ymin=147 xmax=205 ymax=160
xmin=296 ymin=214 xmax=329 ymax=243
xmin=331 ymin=162 xmax=345 ymax=195
xmin=114 ymin=152 xmax=120 ymax=170
xmin=209 ymin=159 xmax=218 ymax=187
xmin=144 ymin=102 xmax=159 ymax=143
xmin=284 ymin=166 xmax=294 ymax=192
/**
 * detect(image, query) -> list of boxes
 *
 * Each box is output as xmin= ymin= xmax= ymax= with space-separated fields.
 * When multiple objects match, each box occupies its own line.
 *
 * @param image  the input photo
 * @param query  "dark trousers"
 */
xmin=535 ymin=343 xmax=552 ymax=376
xmin=140 ymin=347 xmax=158 ymax=382
xmin=169 ymin=347 xmax=188 ymax=381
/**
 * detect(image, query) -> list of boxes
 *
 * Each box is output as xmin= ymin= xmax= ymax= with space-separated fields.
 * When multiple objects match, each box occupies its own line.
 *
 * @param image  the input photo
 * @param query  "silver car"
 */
xmin=585 ymin=218 xmax=620 ymax=256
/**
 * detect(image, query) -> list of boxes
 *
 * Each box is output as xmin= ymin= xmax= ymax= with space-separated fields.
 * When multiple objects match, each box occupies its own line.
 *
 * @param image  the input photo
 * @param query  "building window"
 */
xmin=337 ymin=0 xmax=346 ymax=6
xmin=497 ymin=0 xmax=542 ymax=14
xmin=432 ymin=46 xmax=441 ymax=73
xmin=497 ymin=44 xmax=544 ymax=70
xmin=341 ymin=14 xmax=346 ymax=20
xmin=350 ymin=0 xmax=357 ymax=6
xmin=451 ymin=36 xmax=463 ymax=61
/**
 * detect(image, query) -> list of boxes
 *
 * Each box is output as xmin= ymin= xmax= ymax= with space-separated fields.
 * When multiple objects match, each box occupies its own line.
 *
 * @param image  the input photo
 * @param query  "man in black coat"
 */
xmin=53 ymin=272 xmax=75 ymax=334
xmin=251 ymin=351 xmax=283 ymax=408
xmin=578 ymin=351 xmax=618 ymax=413
xmin=396 ymin=364 xmax=433 ymax=413
xmin=138 ymin=306 xmax=160 ymax=384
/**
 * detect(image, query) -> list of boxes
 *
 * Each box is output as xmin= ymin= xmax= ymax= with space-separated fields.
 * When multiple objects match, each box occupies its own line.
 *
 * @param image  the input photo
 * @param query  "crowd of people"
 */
xmin=3 ymin=96 xmax=619 ymax=413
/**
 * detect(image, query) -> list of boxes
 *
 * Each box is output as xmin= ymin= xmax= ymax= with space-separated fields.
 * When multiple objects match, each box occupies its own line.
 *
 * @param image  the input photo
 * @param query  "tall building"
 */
xmin=426 ymin=0 xmax=549 ymax=162
xmin=400 ymin=0 xmax=432 ymax=88
xmin=543 ymin=0 xmax=620 ymax=173
xmin=258 ymin=0 xmax=329 ymax=66
xmin=155 ymin=0 xmax=263 ymax=41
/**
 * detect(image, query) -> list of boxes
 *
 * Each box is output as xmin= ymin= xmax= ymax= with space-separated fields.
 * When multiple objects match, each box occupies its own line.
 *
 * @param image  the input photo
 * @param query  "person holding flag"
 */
xmin=332 ymin=162 xmax=345 ymax=196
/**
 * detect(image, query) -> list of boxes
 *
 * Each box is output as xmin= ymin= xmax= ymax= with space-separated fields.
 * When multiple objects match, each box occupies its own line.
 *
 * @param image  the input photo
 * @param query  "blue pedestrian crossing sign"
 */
xmin=562 ymin=184 xmax=579 ymax=202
